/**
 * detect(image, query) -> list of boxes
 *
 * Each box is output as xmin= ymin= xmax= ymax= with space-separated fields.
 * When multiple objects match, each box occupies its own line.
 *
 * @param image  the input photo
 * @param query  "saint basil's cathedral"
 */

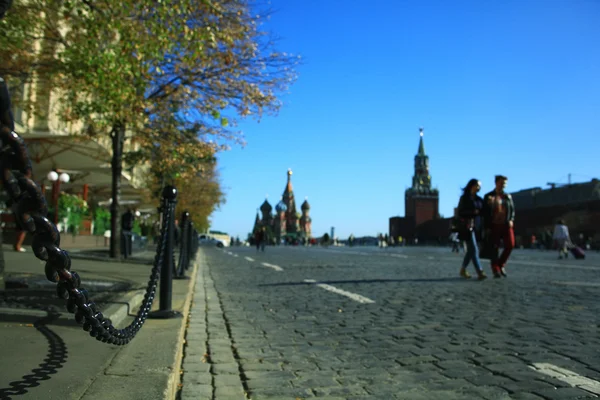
xmin=252 ymin=169 xmax=312 ymax=243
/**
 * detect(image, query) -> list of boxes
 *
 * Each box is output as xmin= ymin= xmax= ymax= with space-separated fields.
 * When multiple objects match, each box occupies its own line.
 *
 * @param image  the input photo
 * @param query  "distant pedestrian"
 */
xmin=449 ymin=232 xmax=461 ymax=253
xmin=13 ymin=216 xmax=27 ymax=252
xmin=552 ymin=219 xmax=571 ymax=259
xmin=152 ymin=220 xmax=161 ymax=245
xmin=457 ymin=179 xmax=486 ymax=280
xmin=255 ymin=227 xmax=266 ymax=252
xmin=7 ymin=199 xmax=27 ymax=252
xmin=121 ymin=208 xmax=135 ymax=258
xmin=482 ymin=175 xmax=515 ymax=278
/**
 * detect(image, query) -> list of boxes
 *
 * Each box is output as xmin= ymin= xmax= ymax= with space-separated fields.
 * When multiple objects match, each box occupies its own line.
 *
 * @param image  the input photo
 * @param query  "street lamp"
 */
xmin=47 ymin=170 xmax=70 ymax=225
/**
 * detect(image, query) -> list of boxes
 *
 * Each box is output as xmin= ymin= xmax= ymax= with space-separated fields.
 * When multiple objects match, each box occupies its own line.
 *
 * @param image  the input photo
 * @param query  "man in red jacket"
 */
xmin=482 ymin=175 xmax=515 ymax=278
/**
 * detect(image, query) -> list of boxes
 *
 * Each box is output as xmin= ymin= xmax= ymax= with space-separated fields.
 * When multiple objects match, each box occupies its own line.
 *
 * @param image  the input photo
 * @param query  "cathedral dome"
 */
xmin=276 ymin=200 xmax=287 ymax=213
xmin=301 ymin=198 xmax=310 ymax=211
xmin=260 ymin=199 xmax=272 ymax=212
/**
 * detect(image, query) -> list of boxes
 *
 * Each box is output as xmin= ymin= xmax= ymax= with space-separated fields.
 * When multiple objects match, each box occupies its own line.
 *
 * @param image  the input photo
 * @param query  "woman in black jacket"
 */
xmin=457 ymin=179 xmax=487 ymax=280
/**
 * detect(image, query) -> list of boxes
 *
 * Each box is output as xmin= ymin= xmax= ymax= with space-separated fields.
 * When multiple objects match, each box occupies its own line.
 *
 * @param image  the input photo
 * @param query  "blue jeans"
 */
xmin=462 ymin=230 xmax=482 ymax=272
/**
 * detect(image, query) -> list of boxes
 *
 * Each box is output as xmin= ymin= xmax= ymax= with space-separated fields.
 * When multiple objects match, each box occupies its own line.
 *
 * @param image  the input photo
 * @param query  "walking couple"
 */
xmin=456 ymin=175 xmax=515 ymax=280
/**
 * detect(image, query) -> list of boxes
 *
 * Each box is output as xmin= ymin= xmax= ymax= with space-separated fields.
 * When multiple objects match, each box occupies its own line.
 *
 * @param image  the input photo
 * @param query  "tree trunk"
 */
xmin=109 ymin=122 xmax=125 ymax=259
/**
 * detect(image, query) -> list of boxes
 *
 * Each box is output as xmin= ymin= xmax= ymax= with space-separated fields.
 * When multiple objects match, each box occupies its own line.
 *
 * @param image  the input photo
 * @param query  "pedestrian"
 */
xmin=457 ymin=179 xmax=487 ymax=280
xmin=255 ymin=227 xmax=266 ymax=252
xmin=152 ymin=220 xmax=161 ymax=245
xmin=7 ymin=199 xmax=27 ymax=252
xmin=482 ymin=175 xmax=515 ymax=278
xmin=449 ymin=231 xmax=460 ymax=253
xmin=121 ymin=207 xmax=135 ymax=258
xmin=552 ymin=219 xmax=571 ymax=259
xmin=13 ymin=217 xmax=27 ymax=252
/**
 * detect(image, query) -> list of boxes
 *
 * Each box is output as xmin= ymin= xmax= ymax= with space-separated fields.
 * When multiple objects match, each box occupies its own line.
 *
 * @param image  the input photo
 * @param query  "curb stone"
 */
xmin=178 ymin=248 xmax=248 ymax=400
xmin=166 ymin=251 xmax=202 ymax=400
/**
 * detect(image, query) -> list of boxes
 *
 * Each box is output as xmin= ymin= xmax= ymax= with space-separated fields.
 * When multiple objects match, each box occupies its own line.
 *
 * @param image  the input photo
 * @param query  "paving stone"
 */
xmin=182 ymin=361 xmax=211 ymax=374
xmin=181 ymin=383 xmax=212 ymax=399
xmin=291 ymin=375 xmax=340 ymax=388
xmin=249 ymin=387 xmax=314 ymax=399
xmin=509 ymin=393 xmax=547 ymax=400
xmin=245 ymin=371 xmax=296 ymax=381
xmin=534 ymin=387 xmax=599 ymax=399
xmin=396 ymin=355 xmax=439 ymax=365
xmin=214 ymin=374 xmax=245 ymax=388
xmin=459 ymin=385 xmax=511 ymax=399
xmin=214 ymin=385 xmax=245 ymax=399
xmin=211 ymin=362 xmax=240 ymax=375
xmin=466 ymin=374 xmax=516 ymax=387
xmin=311 ymin=385 xmax=369 ymax=397
xmin=502 ymin=380 xmax=557 ymax=393
xmin=241 ymin=361 xmax=282 ymax=371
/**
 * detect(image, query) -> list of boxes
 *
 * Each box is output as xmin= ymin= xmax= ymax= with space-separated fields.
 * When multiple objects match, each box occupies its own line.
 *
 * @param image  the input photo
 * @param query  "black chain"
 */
xmin=0 ymin=124 xmax=173 ymax=345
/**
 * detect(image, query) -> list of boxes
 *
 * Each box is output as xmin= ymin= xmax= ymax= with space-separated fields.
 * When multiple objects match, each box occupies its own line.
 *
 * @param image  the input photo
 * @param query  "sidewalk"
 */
xmin=0 ymin=244 xmax=197 ymax=400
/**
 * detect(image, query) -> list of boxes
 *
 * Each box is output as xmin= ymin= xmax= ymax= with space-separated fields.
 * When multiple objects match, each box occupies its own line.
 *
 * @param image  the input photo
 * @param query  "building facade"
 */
xmin=389 ymin=129 xmax=441 ymax=242
xmin=509 ymin=179 xmax=600 ymax=248
xmin=252 ymin=169 xmax=312 ymax=244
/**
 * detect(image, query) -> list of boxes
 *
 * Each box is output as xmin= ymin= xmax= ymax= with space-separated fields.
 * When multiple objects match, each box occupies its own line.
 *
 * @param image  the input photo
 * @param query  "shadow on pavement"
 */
xmin=68 ymin=249 xmax=155 ymax=265
xmin=259 ymin=277 xmax=466 ymax=287
xmin=0 ymin=309 xmax=67 ymax=400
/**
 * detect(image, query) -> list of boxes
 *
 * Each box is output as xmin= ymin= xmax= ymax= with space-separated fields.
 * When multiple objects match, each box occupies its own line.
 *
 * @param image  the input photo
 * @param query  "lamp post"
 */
xmin=47 ymin=170 xmax=70 ymax=226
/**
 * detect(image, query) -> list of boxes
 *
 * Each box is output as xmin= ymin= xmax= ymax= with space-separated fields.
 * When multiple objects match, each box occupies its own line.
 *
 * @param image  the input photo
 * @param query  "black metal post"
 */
xmin=186 ymin=220 xmax=194 ymax=270
xmin=148 ymin=186 xmax=181 ymax=319
xmin=174 ymin=211 xmax=190 ymax=280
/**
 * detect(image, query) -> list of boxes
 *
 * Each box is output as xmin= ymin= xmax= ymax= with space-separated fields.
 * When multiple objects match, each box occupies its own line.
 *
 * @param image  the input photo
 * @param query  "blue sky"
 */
xmin=211 ymin=0 xmax=600 ymax=239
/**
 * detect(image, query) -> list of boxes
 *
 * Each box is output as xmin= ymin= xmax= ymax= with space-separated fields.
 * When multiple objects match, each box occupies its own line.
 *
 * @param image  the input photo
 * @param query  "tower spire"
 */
xmin=418 ymin=127 xmax=426 ymax=156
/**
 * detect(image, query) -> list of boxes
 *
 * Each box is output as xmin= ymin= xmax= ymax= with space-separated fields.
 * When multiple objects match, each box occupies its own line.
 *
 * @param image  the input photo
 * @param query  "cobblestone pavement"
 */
xmin=179 ymin=246 xmax=600 ymax=400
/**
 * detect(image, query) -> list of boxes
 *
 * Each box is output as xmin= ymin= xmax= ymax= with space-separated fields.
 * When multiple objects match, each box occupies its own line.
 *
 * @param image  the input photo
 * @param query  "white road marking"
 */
xmin=244 ymin=256 xmax=255 ymax=262
xmin=390 ymin=254 xmax=409 ymax=259
xmin=304 ymin=279 xmax=375 ymax=304
xmin=261 ymin=262 xmax=283 ymax=271
xmin=530 ymin=363 xmax=600 ymax=395
xmin=232 ymin=254 xmax=239 ymax=257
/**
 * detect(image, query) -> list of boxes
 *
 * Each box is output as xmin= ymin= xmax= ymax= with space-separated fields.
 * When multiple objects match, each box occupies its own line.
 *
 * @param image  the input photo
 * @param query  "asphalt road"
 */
xmin=189 ymin=245 xmax=600 ymax=400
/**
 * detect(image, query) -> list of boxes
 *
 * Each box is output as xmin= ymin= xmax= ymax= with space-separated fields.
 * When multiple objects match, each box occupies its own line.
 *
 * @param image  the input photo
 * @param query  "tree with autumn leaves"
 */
xmin=0 ymin=0 xmax=299 ymax=257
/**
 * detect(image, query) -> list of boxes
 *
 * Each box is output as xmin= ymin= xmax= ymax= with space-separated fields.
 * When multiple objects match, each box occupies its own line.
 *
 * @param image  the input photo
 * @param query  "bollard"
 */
xmin=186 ymin=221 xmax=194 ymax=270
xmin=148 ymin=186 xmax=182 ymax=319
xmin=174 ymin=211 xmax=190 ymax=280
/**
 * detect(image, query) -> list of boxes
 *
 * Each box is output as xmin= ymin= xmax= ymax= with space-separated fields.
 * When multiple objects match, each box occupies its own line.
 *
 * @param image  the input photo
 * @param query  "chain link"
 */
xmin=0 ymin=125 xmax=173 ymax=345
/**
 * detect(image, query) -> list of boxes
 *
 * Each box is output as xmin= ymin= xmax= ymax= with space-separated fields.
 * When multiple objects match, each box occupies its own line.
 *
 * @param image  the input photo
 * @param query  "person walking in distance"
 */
xmin=255 ymin=227 xmax=266 ymax=252
xmin=482 ymin=175 xmax=515 ymax=278
xmin=450 ymin=231 xmax=461 ymax=253
xmin=457 ymin=179 xmax=487 ymax=280
xmin=553 ymin=219 xmax=571 ymax=259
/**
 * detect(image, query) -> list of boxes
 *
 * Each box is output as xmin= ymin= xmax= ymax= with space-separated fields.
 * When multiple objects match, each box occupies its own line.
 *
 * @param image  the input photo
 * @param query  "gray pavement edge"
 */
xmin=166 ymin=252 xmax=201 ymax=400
